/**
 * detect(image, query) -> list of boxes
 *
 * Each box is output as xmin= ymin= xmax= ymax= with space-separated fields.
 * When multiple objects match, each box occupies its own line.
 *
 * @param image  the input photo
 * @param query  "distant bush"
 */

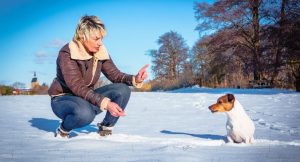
xmin=135 ymin=82 xmax=152 ymax=92
xmin=147 ymin=76 xmax=194 ymax=91
xmin=0 ymin=85 xmax=14 ymax=95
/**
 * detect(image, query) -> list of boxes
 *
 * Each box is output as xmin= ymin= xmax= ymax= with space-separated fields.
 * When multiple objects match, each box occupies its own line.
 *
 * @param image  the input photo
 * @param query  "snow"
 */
xmin=0 ymin=87 xmax=300 ymax=162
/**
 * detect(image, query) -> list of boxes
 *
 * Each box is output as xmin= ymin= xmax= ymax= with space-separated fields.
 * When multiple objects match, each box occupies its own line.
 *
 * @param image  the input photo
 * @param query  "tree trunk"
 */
xmin=271 ymin=0 xmax=287 ymax=85
xmin=171 ymin=55 xmax=177 ymax=80
xmin=251 ymin=0 xmax=261 ymax=80
xmin=296 ymin=78 xmax=300 ymax=92
xmin=294 ymin=65 xmax=300 ymax=92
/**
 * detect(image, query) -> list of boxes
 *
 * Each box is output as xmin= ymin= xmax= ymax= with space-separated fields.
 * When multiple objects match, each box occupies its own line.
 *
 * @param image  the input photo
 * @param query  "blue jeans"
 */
xmin=51 ymin=83 xmax=131 ymax=132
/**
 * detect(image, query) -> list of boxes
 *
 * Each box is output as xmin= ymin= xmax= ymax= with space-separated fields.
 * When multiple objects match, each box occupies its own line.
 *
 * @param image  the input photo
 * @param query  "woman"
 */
xmin=48 ymin=15 xmax=148 ymax=138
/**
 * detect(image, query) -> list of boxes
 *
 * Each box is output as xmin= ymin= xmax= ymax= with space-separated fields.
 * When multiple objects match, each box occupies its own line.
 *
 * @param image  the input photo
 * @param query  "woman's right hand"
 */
xmin=107 ymin=101 xmax=126 ymax=117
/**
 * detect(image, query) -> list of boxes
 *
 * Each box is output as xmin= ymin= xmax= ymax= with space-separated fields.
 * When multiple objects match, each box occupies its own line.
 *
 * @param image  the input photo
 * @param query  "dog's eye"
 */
xmin=218 ymin=101 xmax=222 ymax=104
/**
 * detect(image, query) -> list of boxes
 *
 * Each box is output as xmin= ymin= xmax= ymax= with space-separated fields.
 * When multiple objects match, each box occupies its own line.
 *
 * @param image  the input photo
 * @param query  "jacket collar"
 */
xmin=68 ymin=40 xmax=110 ymax=60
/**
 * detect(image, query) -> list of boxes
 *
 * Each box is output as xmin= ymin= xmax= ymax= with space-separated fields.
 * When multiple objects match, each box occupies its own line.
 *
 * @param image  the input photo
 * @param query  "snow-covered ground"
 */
xmin=0 ymin=87 xmax=299 ymax=162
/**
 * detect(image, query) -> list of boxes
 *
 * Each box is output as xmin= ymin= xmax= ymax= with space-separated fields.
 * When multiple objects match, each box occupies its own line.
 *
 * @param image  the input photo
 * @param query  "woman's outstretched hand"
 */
xmin=135 ymin=64 xmax=149 ymax=83
xmin=107 ymin=101 xmax=126 ymax=117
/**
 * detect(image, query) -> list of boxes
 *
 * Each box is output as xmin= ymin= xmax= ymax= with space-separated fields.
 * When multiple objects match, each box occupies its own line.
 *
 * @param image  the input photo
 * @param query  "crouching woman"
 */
xmin=48 ymin=15 xmax=148 ymax=138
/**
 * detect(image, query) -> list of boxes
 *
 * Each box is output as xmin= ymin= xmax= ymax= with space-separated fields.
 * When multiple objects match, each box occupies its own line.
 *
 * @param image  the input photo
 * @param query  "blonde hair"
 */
xmin=73 ymin=15 xmax=106 ymax=41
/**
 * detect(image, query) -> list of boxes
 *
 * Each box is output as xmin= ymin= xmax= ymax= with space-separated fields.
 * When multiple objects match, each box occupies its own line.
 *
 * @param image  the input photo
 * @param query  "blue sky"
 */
xmin=0 ymin=0 xmax=212 ymax=88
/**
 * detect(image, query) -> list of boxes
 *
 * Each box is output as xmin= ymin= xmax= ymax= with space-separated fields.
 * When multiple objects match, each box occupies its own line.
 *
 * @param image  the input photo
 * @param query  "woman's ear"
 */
xmin=81 ymin=35 xmax=86 ymax=41
xmin=78 ymin=31 xmax=86 ymax=41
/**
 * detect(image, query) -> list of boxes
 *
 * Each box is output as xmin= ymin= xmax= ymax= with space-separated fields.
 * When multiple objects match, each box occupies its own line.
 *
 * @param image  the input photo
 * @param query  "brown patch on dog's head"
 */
xmin=208 ymin=94 xmax=235 ymax=113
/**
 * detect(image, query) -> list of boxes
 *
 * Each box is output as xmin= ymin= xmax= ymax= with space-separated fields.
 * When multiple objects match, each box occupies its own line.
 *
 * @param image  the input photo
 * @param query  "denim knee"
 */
xmin=112 ymin=84 xmax=131 ymax=106
xmin=74 ymin=107 xmax=96 ymax=125
xmin=116 ymin=83 xmax=131 ymax=97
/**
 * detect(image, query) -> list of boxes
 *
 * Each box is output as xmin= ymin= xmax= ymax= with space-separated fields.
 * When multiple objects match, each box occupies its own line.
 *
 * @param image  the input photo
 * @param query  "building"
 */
xmin=31 ymin=72 xmax=40 ymax=89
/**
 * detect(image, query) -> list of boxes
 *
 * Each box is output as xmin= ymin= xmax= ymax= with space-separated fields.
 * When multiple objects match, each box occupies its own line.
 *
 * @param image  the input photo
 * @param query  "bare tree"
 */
xmin=147 ymin=49 xmax=168 ymax=80
xmin=262 ymin=0 xmax=300 ymax=90
xmin=148 ymin=31 xmax=189 ymax=80
xmin=193 ymin=0 xmax=300 ymax=90
xmin=191 ymin=28 xmax=249 ymax=88
xmin=12 ymin=82 xmax=26 ymax=89
xmin=194 ymin=0 xmax=264 ymax=80
xmin=284 ymin=0 xmax=300 ymax=91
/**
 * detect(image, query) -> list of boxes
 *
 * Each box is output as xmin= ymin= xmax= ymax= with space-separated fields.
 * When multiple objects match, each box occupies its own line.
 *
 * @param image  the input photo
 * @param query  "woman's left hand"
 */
xmin=135 ymin=64 xmax=149 ymax=83
xmin=107 ymin=101 xmax=126 ymax=117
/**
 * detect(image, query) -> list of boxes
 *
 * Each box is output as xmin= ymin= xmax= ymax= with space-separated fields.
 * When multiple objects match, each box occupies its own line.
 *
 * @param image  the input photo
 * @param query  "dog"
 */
xmin=208 ymin=94 xmax=255 ymax=144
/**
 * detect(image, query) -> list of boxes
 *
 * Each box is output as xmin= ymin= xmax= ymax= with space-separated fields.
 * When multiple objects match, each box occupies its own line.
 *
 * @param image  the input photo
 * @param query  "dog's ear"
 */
xmin=227 ymin=94 xmax=235 ymax=102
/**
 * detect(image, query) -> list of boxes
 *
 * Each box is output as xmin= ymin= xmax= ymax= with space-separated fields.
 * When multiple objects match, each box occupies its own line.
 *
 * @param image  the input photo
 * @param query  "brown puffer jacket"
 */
xmin=48 ymin=41 xmax=135 ymax=110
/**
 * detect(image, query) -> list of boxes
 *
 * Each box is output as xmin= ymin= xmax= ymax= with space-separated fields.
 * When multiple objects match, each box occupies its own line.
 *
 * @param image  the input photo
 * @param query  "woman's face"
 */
xmin=82 ymin=30 xmax=103 ymax=54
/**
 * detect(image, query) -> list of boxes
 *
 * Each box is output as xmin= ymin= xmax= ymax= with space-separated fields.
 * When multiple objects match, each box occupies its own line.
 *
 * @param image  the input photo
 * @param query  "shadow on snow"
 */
xmin=28 ymin=118 xmax=98 ymax=137
xmin=160 ymin=130 xmax=225 ymax=141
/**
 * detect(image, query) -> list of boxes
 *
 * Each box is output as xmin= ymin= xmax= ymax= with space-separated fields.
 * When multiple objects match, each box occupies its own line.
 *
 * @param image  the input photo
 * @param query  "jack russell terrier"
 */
xmin=208 ymin=94 xmax=255 ymax=144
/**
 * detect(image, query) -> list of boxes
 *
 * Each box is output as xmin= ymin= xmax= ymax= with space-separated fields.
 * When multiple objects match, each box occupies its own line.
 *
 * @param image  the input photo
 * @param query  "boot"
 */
xmin=55 ymin=125 xmax=70 ymax=138
xmin=97 ymin=123 xmax=113 ymax=136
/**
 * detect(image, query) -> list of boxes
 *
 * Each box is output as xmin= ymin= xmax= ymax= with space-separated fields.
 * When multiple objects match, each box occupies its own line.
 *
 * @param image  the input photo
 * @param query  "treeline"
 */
xmin=146 ymin=0 xmax=300 ymax=91
xmin=0 ymin=82 xmax=26 ymax=95
xmin=0 ymin=82 xmax=49 ymax=95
